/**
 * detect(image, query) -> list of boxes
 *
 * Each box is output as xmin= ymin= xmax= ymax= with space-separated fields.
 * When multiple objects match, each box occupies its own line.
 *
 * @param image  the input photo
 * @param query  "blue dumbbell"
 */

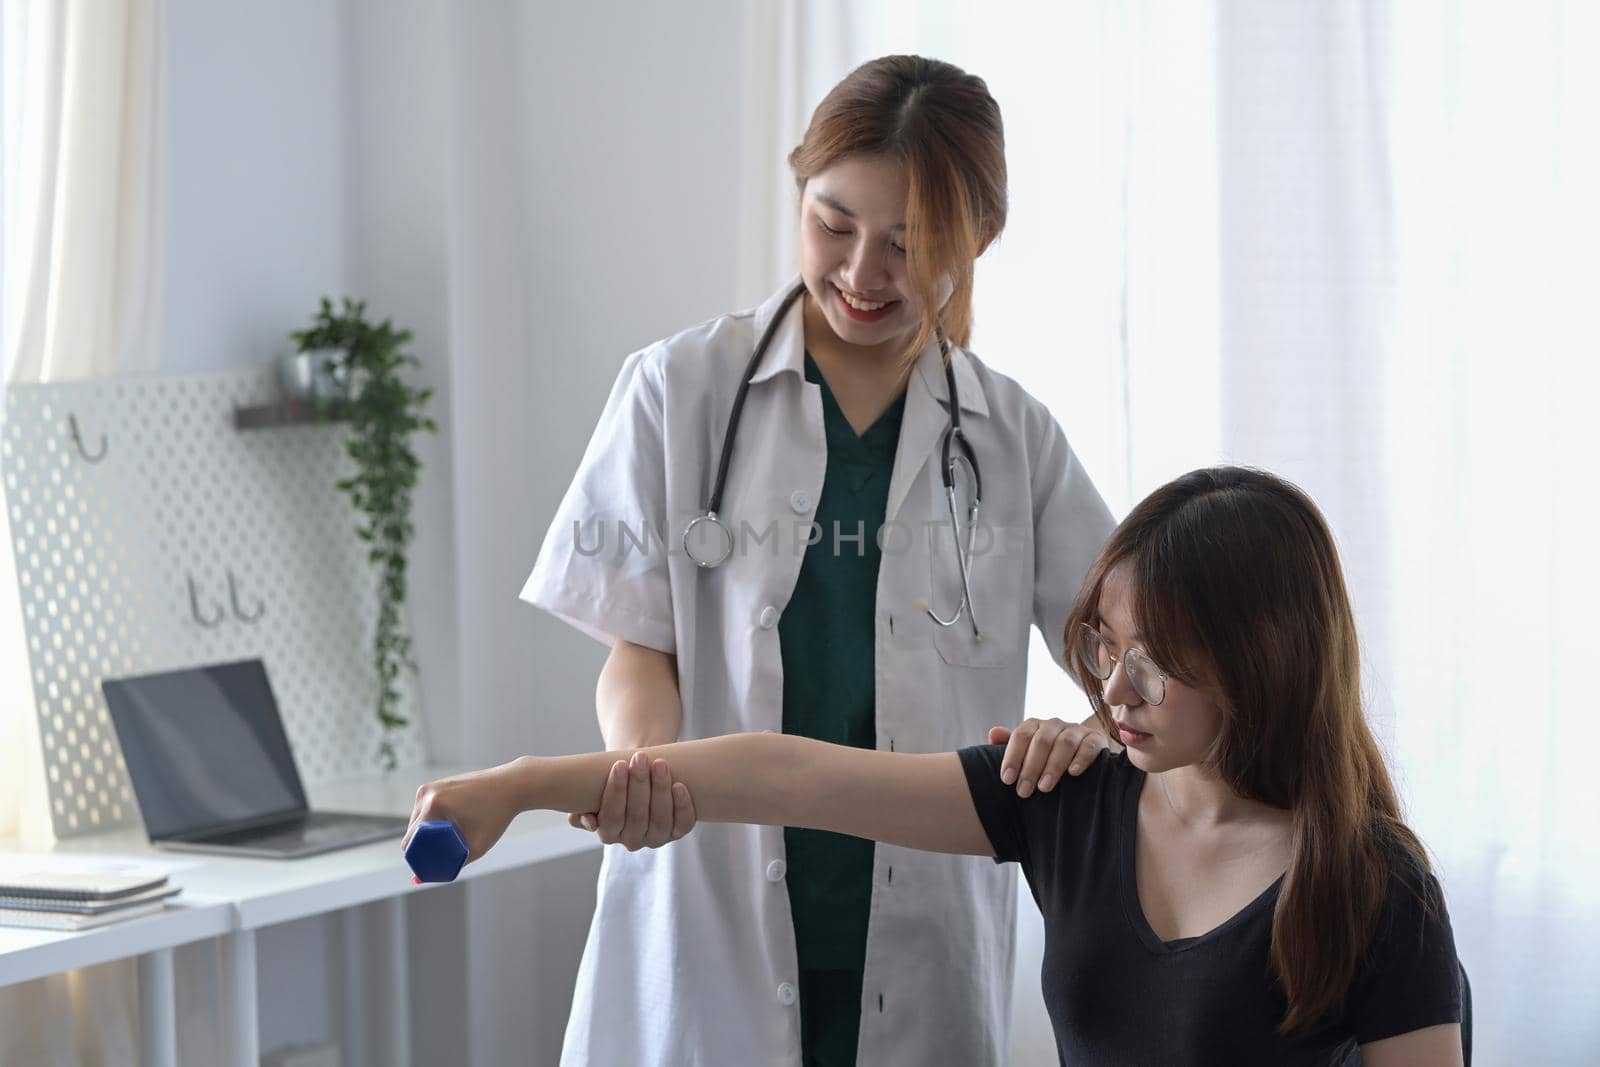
xmin=405 ymin=819 xmax=468 ymax=884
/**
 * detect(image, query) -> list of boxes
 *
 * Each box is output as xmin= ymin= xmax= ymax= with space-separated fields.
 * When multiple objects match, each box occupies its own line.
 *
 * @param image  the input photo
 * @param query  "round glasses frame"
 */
xmin=1074 ymin=623 xmax=1169 ymax=707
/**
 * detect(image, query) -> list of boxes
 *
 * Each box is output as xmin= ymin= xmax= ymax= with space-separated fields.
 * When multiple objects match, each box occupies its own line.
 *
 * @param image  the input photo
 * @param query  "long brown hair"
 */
xmin=788 ymin=55 xmax=1006 ymax=363
xmin=1063 ymin=467 xmax=1435 ymax=1033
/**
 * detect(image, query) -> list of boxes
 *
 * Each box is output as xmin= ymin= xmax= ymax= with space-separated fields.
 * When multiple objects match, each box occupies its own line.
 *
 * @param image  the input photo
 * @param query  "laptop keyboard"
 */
xmin=196 ymin=813 xmax=396 ymax=851
xmin=245 ymin=822 xmax=347 ymax=849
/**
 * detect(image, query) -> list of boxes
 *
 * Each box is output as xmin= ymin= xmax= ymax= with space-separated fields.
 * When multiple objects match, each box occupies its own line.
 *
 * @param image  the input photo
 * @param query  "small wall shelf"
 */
xmin=232 ymin=398 xmax=351 ymax=430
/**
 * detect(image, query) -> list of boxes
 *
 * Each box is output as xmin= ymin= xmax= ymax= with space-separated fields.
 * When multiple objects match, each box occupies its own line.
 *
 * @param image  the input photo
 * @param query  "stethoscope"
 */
xmin=682 ymin=281 xmax=985 ymax=641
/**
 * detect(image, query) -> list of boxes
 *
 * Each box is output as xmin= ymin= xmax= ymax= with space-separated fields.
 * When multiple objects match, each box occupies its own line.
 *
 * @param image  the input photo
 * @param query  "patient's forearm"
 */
xmin=508 ymin=734 xmax=992 ymax=856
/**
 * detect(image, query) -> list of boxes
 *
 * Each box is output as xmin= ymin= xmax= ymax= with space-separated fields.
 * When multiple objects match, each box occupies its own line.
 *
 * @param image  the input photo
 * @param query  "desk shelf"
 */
xmin=232 ymin=398 xmax=351 ymax=430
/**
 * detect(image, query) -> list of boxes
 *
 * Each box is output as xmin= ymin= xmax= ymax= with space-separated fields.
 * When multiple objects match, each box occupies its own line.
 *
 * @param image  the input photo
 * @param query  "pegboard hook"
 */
xmin=227 ymin=568 xmax=265 ymax=623
xmin=187 ymin=574 xmax=225 ymax=628
xmin=67 ymin=413 xmax=107 ymax=463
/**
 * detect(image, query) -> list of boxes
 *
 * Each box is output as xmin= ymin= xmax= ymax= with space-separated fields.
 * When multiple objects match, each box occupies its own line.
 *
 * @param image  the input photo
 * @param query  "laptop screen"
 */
xmin=101 ymin=659 xmax=309 ymax=840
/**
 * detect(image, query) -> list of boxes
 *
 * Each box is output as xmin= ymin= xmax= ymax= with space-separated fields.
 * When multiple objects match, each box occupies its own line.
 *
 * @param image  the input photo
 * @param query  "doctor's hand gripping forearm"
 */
xmin=405 ymin=734 xmax=995 ymax=867
xmin=565 ymin=638 xmax=691 ymax=848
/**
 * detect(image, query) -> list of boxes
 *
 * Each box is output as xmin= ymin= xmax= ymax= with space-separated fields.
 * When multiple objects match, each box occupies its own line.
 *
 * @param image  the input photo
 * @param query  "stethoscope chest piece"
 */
xmin=684 ymin=511 xmax=736 ymax=568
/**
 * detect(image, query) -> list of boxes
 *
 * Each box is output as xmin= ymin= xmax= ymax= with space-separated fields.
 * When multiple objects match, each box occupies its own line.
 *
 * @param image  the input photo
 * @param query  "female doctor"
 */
xmin=520 ymin=56 xmax=1115 ymax=1066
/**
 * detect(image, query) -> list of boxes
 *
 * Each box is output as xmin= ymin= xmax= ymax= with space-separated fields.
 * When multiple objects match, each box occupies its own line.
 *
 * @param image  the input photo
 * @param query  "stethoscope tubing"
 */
xmin=688 ymin=279 xmax=984 ymax=641
xmin=703 ymin=282 xmax=808 ymax=521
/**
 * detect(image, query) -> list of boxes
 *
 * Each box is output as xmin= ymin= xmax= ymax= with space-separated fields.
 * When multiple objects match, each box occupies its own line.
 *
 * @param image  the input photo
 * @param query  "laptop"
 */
xmin=101 ymin=659 xmax=409 ymax=858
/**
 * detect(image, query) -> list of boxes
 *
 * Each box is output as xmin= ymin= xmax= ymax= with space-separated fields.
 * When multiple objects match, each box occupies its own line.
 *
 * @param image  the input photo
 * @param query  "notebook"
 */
xmin=0 ymin=900 xmax=168 ymax=932
xmin=0 ymin=882 xmax=181 ymax=915
xmin=0 ymin=871 xmax=168 ymax=902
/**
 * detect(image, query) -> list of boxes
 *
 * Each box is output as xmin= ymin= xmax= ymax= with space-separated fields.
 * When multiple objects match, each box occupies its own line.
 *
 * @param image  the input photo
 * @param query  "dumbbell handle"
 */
xmin=405 ymin=819 xmax=469 ymax=884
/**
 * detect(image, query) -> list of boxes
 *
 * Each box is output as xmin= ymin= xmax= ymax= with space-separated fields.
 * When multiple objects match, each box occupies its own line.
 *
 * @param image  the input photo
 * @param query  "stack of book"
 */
xmin=0 ymin=871 xmax=181 ymax=931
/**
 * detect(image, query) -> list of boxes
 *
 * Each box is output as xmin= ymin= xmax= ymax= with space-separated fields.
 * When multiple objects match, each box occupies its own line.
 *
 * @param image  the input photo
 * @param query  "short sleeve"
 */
xmin=1030 ymin=416 xmax=1114 ymax=666
xmin=520 ymin=348 xmax=676 ymax=654
xmin=1346 ymin=864 xmax=1463 ymax=1045
xmin=957 ymin=744 xmax=1118 ymax=882
xmin=958 ymin=744 xmax=1034 ymax=865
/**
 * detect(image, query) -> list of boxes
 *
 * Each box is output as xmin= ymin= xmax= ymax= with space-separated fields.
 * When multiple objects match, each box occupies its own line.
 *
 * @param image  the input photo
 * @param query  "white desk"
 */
xmin=0 ymin=768 xmax=600 ymax=1067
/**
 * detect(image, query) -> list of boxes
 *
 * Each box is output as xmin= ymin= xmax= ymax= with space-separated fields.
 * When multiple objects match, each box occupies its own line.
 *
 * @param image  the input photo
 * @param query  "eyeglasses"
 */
xmin=1074 ymin=623 xmax=1168 ymax=707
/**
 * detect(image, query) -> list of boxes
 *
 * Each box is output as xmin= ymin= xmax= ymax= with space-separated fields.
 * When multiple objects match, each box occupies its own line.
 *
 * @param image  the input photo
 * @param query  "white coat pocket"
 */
xmin=925 ymin=511 xmax=1030 ymax=669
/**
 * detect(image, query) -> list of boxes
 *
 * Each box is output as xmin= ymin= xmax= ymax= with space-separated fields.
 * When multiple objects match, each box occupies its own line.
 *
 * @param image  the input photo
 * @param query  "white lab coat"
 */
xmin=522 ymin=279 xmax=1113 ymax=1067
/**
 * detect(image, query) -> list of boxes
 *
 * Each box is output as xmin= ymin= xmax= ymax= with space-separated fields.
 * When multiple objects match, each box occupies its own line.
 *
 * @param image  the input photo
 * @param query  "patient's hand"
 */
xmin=406 ymin=762 xmax=523 ymax=865
xmin=568 ymin=752 xmax=697 ymax=851
xmin=989 ymin=717 xmax=1115 ymax=798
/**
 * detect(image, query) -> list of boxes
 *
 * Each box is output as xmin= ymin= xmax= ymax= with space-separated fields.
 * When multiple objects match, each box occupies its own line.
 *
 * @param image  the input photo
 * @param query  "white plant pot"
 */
xmin=277 ymin=351 xmax=317 ymax=403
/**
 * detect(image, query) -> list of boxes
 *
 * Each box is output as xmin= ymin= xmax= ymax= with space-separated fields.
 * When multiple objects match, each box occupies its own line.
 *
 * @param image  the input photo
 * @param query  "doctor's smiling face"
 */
xmin=798 ymin=155 xmax=954 ymax=358
xmin=787 ymin=57 xmax=1007 ymax=364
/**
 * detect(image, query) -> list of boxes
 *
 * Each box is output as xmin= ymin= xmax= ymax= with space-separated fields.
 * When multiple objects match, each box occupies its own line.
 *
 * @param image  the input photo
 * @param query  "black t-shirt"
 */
xmin=958 ymin=745 xmax=1462 ymax=1065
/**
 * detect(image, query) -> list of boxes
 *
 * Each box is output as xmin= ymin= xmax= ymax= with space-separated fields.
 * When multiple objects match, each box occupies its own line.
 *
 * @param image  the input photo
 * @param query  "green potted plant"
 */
xmin=292 ymin=297 xmax=437 ymax=769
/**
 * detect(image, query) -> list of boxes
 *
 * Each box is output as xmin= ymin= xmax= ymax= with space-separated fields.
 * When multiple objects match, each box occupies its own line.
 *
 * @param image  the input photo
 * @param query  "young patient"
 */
xmin=409 ymin=467 xmax=1465 ymax=1065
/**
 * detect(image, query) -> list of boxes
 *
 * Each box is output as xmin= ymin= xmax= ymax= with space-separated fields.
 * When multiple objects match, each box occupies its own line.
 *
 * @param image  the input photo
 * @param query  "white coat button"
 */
xmin=790 ymin=490 xmax=811 ymax=513
xmin=777 ymin=982 xmax=797 ymax=1006
xmin=759 ymin=605 xmax=779 ymax=630
xmin=766 ymin=860 xmax=787 ymax=882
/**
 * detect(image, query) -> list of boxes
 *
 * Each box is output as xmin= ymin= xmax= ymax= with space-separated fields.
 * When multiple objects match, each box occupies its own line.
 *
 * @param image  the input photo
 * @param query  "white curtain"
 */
xmin=2 ymin=0 xmax=165 ymax=823
xmin=1 ymin=1 xmax=166 ymax=1063
xmin=1 ymin=0 xmax=164 ymax=384
xmin=755 ymin=1 xmax=1599 ymax=1061
xmin=1384 ymin=0 xmax=1600 ymax=1058
xmin=1180 ymin=2 xmax=1600 ymax=1058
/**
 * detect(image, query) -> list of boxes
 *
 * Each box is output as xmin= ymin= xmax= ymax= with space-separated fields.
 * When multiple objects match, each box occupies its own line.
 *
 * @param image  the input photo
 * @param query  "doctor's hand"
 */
xmin=988 ymin=718 xmax=1116 ymax=798
xmin=568 ymin=751 xmax=697 ymax=851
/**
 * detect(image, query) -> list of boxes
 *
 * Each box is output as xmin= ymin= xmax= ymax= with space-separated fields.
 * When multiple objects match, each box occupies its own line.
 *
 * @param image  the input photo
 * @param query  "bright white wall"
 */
xmin=434 ymin=3 xmax=746 ymax=1061
xmin=441 ymin=0 xmax=747 ymax=769
xmin=162 ymin=0 xmax=347 ymax=375
xmin=336 ymin=5 xmax=470 ymax=1057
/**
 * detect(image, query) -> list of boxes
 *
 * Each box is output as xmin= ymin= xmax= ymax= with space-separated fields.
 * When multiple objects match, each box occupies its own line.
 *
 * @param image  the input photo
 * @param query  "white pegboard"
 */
xmin=1 ymin=368 xmax=426 ymax=838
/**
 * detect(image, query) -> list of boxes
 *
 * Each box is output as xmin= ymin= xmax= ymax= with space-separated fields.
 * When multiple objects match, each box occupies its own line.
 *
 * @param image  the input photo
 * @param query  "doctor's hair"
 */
xmin=789 ymin=54 xmax=1006 ymax=364
xmin=1061 ymin=467 xmax=1437 ymax=1035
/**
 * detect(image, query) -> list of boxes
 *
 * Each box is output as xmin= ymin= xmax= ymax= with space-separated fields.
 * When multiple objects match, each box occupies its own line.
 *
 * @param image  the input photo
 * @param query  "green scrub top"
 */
xmin=780 ymin=353 xmax=906 ymax=977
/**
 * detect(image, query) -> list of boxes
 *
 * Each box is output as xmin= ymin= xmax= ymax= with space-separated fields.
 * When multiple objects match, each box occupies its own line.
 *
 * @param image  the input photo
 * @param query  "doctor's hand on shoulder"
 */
xmin=987 ymin=716 xmax=1119 ymax=798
